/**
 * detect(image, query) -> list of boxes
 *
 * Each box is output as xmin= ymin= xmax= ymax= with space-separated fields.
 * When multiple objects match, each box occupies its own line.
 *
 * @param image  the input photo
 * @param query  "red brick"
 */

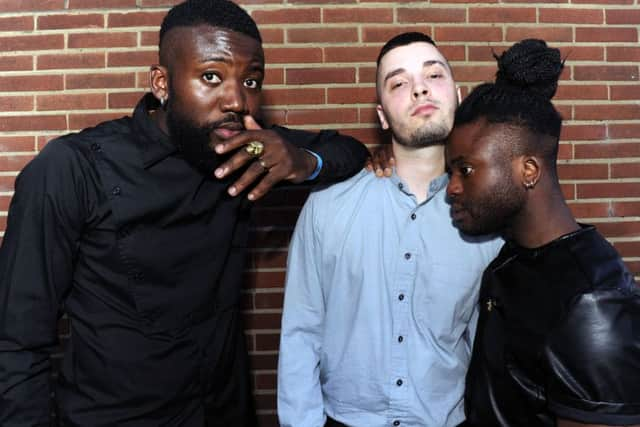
xmin=557 ymin=163 xmax=608 ymax=180
xmin=573 ymin=65 xmax=638 ymax=81
xmin=398 ymin=7 xmax=466 ymax=23
xmin=0 ymin=0 xmax=63 ymax=12
xmin=68 ymin=32 xmax=137 ymax=49
xmin=253 ymin=392 xmax=277 ymax=411
xmin=0 ymin=35 xmax=64 ymax=52
xmin=252 ymin=7 xmax=320 ymax=25
xmin=607 ymin=46 xmax=640 ymax=62
xmin=286 ymin=108 xmax=358 ymax=126
xmin=0 ymin=176 xmax=17 ymax=192
xmin=140 ymin=31 xmax=158 ymax=47
xmin=324 ymin=7 xmax=392 ymax=23
xmin=37 ymin=13 xmax=103 ymax=30
xmin=242 ymin=271 xmax=286 ymax=290
xmin=363 ymin=26 xmax=428 ymax=44
xmin=264 ymin=47 xmax=322 ymax=64
xmin=37 ymin=53 xmax=105 ymax=70
xmin=324 ymin=46 xmax=380 ymax=63
xmin=606 ymin=8 xmax=640 ymax=24
xmin=558 ymin=142 xmax=573 ymax=161
xmin=248 ymin=229 xmax=293 ymax=248
xmin=37 ymin=94 xmax=106 ymax=111
xmin=139 ymin=0 xmax=181 ymax=5
xmin=0 ymin=75 xmax=63 ymax=92
xmin=68 ymin=112 xmax=125 ymax=131
xmin=574 ymin=104 xmax=640 ymax=121
xmin=576 ymin=143 xmax=640 ymax=159
xmin=558 ymin=46 xmax=605 ymax=61
xmin=436 ymin=26 xmax=502 ymax=42
xmin=539 ymin=8 xmax=603 ymax=24
xmin=572 ymin=0 xmax=633 ymax=3
xmin=615 ymin=242 xmax=640 ymax=260
xmin=0 ymin=115 xmax=66 ymax=132
xmin=264 ymin=68 xmax=284 ymax=86
xmin=449 ymin=65 xmax=496 ymax=83
xmin=577 ymin=27 xmax=638 ymax=43
xmin=359 ymin=66 xmax=377 ymax=84
xmin=0 ymin=154 xmax=35 ymax=172
xmin=254 ymin=292 xmax=284 ymax=310
xmin=66 ymin=73 xmax=136 ymax=89
xmin=262 ymin=88 xmax=325 ymax=106
xmin=248 ymin=250 xmax=287 ymax=269
xmin=287 ymin=27 xmax=358 ymax=44
xmin=609 ymin=124 xmax=640 ymax=139
xmin=0 ymin=96 xmax=33 ymax=112
xmin=136 ymin=71 xmax=151 ymax=89
xmin=0 ymin=217 xmax=6 ymax=231
xmin=561 ymin=124 xmax=607 ymax=141
xmin=567 ymin=201 xmax=611 ymax=219
xmin=254 ymin=371 xmax=277 ymax=388
xmin=68 ymin=0 xmax=136 ymax=7
xmin=0 ymin=136 xmax=35 ymax=153
xmin=613 ymin=201 xmax=640 ymax=217
xmin=470 ymin=7 xmax=536 ymax=23
xmin=108 ymin=11 xmax=166 ymax=28
xmin=108 ymin=51 xmax=158 ymax=67
xmin=597 ymin=221 xmax=640 ymax=238
xmin=0 ymin=55 xmax=33 ymax=72
xmin=0 ymin=16 xmax=34 ymax=31
xmin=506 ymin=27 xmax=573 ymax=42
xmin=328 ymin=87 xmax=376 ymax=104
xmin=244 ymin=312 xmax=282 ymax=330
xmin=286 ymin=67 xmax=355 ymax=85
xmin=0 ymin=194 xmax=13 ymax=211
xmin=611 ymin=163 xmax=640 ymax=179
xmin=555 ymin=84 xmax=608 ymax=100
xmin=578 ymin=182 xmax=640 ymax=199
xmin=260 ymin=28 xmax=284 ymax=44
xmin=438 ymin=45 xmax=466 ymax=62
xmin=288 ymin=0 xmax=354 ymax=3
xmin=109 ymin=91 xmax=145 ymax=109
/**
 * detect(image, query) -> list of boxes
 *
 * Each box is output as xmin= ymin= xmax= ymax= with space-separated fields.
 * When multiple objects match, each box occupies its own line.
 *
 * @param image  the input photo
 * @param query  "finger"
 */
xmin=214 ymin=148 xmax=254 ymax=178
xmin=243 ymin=115 xmax=262 ymax=131
xmin=247 ymin=171 xmax=280 ymax=201
xmin=227 ymin=160 xmax=268 ymax=197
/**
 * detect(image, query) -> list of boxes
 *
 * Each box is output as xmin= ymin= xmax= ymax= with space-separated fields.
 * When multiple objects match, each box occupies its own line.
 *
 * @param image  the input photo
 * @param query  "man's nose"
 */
xmin=446 ymin=175 xmax=461 ymax=197
xmin=221 ymin=81 xmax=247 ymax=114
xmin=412 ymin=82 xmax=429 ymax=99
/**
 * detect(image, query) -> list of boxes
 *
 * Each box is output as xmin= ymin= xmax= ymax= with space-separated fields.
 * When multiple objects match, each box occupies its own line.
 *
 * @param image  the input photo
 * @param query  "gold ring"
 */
xmin=245 ymin=141 xmax=264 ymax=157
xmin=259 ymin=158 xmax=268 ymax=170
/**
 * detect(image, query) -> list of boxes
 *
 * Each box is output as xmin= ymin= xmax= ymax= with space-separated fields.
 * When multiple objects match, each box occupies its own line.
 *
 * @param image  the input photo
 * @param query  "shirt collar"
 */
xmin=390 ymin=170 xmax=449 ymax=204
xmin=132 ymin=93 xmax=178 ymax=169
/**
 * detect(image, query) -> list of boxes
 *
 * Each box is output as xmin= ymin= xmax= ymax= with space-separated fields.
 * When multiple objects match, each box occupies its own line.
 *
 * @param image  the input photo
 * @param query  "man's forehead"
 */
xmin=379 ymin=42 xmax=448 ymax=72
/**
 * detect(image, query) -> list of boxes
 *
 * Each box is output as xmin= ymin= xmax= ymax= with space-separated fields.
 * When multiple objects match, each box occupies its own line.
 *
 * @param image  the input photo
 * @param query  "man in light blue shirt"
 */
xmin=277 ymin=33 xmax=503 ymax=427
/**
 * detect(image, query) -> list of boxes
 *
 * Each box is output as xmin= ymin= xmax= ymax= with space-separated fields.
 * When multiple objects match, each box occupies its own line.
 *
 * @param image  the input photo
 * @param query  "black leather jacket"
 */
xmin=464 ymin=225 xmax=640 ymax=427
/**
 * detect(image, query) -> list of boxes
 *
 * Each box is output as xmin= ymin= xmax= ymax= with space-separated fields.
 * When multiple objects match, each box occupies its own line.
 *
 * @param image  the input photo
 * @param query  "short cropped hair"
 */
xmin=159 ymin=0 xmax=262 ymax=52
xmin=376 ymin=32 xmax=436 ymax=66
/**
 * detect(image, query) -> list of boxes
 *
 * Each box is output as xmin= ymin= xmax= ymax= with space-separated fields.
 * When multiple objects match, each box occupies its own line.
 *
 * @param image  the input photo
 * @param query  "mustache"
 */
xmin=203 ymin=113 xmax=245 ymax=134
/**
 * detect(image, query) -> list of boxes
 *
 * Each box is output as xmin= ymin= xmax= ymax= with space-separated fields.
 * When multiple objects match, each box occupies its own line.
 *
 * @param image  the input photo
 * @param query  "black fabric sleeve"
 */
xmin=269 ymin=125 xmax=369 ymax=183
xmin=0 ymin=140 xmax=86 ymax=426
xmin=544 ymin=287 xmax=640 ymax=426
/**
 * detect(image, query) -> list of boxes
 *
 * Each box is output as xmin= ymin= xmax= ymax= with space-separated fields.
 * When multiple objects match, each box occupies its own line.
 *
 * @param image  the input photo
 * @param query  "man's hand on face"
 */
xmin=365 ymin=143 xmax=395 ymax=177
xmin=213 ymin=115 xmax=317 ymax=201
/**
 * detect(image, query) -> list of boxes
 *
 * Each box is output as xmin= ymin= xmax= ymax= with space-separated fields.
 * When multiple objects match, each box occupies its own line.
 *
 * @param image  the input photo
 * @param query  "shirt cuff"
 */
xmin=304 ymin=149 xmax=323 ymax=181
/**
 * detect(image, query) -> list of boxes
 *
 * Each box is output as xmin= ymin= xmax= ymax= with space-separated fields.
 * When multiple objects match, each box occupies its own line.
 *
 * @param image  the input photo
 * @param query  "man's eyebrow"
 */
xmin=424 ymin=59 xmax=452 ymax=73
xmin=383 ymin=67 xmax=406 ymax=84
xmin=199 ymin=56 xmax=229 ymax=64
xmin=447 ymin=155 xmax=464 ymax=166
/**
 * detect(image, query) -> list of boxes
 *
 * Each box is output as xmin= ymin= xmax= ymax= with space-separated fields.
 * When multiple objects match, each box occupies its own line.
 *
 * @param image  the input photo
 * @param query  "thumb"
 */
xmin=243 ymin=115 xmax=263 ymax=131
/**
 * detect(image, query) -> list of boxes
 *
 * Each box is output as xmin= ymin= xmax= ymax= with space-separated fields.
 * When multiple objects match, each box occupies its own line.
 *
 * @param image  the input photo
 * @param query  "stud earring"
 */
xmin=160 ymin=97 xmax=166 ymax=107
xmin=524 ymin=181 xmax=536 ymax=190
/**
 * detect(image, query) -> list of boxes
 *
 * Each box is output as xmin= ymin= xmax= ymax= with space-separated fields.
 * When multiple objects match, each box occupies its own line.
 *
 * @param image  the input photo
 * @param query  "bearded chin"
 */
xmin=395 ymin=123 xmax=450 ymax=148
xmin=166 ymin=106 xmax=222 ymax=176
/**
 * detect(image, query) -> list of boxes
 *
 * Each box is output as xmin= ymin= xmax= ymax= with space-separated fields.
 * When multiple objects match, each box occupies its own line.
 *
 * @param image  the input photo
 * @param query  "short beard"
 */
xmin=166 ymin=101 xmax=242 ymax=176
xmin=394 ymin=122 xmax=450 ymax=148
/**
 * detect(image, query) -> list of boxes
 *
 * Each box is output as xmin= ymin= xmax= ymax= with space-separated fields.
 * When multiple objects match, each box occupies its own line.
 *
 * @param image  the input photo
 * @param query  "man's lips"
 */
xmin=411 ymin=103 xmax=438 ymax=117
xmin=450 ymin=204 xmax=468 ymax=222
xmin=212 ymin=123 xmax=244 ymax=139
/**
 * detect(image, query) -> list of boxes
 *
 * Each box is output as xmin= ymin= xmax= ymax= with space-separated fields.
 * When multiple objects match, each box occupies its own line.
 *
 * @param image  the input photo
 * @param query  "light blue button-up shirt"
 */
xmin=278 ymin=169 xmax=503 ymax=427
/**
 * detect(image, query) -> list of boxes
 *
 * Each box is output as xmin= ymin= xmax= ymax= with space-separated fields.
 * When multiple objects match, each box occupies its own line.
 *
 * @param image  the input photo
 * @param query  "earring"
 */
xmin=160 ymin=97 xmax=166 ymax=107
xmin=524 ymin=181 xmax=536 ymax=190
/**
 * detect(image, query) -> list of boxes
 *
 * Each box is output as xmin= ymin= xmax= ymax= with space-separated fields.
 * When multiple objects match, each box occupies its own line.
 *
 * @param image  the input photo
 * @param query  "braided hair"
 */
xmin=455 ymin=39 xmax=564 ymax=163
xmin=159 ymin=0 xmax=262 ymax=53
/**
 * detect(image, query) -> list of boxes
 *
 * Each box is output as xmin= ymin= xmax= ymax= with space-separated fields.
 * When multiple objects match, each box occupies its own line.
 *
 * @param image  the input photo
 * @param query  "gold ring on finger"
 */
xmin=259 ymin=158 xmax=269 ymax=170
xmin=245 ymin=141 xmax=264 ymax=157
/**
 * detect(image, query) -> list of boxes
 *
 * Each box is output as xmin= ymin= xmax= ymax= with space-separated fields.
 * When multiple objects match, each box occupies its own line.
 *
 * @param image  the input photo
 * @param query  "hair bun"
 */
xmin=494 ymin=39 xmax=563 ymax=100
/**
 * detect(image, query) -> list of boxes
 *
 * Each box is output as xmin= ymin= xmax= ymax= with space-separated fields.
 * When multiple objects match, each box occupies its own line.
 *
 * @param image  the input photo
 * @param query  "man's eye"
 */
xmin=461 ymin=166 xmax=474 ymax=176
xmin=244 ymin=78 xmax=261 ymax=89
xmin=203 ymin=72 xmax=221 ymax=84
xmin=428 ymin=73 xmax=443 ymax=79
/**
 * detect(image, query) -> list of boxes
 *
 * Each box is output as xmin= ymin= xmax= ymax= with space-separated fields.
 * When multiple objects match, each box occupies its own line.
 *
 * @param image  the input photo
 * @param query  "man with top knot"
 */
xmin=446 ymin=39 xmax=640 ymax=427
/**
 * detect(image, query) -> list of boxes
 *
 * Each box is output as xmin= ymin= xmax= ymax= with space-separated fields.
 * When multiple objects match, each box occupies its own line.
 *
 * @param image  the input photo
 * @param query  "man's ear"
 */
xmin=376 ymin=104 xmax=390 ymax=130
xmin=149 ymin=64 xmax=169 ymax=103
xmin=521 ymin=156 xmax=541 ymax=189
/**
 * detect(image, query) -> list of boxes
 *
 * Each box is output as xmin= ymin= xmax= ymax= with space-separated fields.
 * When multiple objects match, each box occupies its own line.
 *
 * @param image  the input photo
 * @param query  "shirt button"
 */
xmin=398 ymin=335 xmax=403 ymax=343
xmin=393 ymin=421 xmax=401 ymax=426
xmin=396 ymin=379 xmax=403 ymax=386
xmin=90 ymin=143 xmax=101 ymax=151
xmin=398 ymin=183 xmax=403 ymax=190
xmin=411 ymin=213 xmax=416 ymax=220
xmin=404 ymin=252 xmax=411 ymax=260
xmin=398 ymin=294 xmax=404 ymax=301
xmin=112 ymin=186 xmax=121 ymax=196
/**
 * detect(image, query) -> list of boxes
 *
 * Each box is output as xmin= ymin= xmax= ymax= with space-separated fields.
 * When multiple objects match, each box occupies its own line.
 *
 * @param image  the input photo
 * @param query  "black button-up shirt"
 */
xmin=0 ymin=94 xmax=368 ymax=426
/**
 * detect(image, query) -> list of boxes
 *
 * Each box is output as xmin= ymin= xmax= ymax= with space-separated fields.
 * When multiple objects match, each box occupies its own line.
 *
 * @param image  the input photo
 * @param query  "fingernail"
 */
xmin=214 ymin=144 xmax=224 ymax=154
xmin=247 ymin=193 xmax=255 ymax=201
xmin=228 ymin=186 xmax=237 ymax=196
xmin=215 ymin=168 xmax=224 ymax=178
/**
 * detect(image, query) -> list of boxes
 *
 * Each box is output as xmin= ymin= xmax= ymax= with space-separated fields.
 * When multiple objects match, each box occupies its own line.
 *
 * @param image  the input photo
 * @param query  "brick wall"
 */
xmin=0 ymin=0 xmax=638 ymax=425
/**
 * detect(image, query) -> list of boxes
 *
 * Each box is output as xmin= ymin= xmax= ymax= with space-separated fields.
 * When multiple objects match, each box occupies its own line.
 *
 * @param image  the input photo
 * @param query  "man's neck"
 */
xmin=393 ymin=142 xmax=445 ymax=204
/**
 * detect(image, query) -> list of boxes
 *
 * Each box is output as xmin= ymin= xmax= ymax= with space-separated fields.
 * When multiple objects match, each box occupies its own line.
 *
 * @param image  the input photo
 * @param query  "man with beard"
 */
xmin=277 ymin=32 xmax=502 ymax=427
xmin=0 ymin=0 xmax=369 ymax=426
xmin=446 ymin=39 xmax=640 ymax=427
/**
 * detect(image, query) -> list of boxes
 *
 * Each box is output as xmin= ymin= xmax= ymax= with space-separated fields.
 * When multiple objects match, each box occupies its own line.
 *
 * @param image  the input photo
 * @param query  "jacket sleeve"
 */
xmin=0 ymin=142 xmax=84 ymax=426
xmin=277 ymin=192 xmax=326 ymax=427
xmin=544 ymin=286 xmax=640 ymax=426
xmin=270 ymin=125 xmax=369 ymax=183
